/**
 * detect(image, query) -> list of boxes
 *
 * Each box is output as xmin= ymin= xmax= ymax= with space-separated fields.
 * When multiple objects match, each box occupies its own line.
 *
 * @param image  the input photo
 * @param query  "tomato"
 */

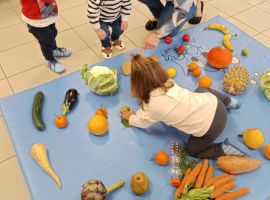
xmin=182 ymin=34 xmax=190 ymax=42
xmin=54 ymin=115 xmax=68 ymax=129
xmin=165 ymin=36 xmax=172 ymax=44
xmin=177 ymin=45 xmax=185 ymax=55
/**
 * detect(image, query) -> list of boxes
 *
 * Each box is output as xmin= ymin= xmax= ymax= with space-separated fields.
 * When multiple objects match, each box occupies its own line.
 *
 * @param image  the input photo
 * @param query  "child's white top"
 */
xmin=129 ymin=80 xmax=218 ymax=137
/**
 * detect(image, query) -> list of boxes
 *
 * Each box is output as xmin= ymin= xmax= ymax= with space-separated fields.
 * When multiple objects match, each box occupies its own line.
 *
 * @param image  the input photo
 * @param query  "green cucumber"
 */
xmin=32 ymin=91 xmax=45 ymax=131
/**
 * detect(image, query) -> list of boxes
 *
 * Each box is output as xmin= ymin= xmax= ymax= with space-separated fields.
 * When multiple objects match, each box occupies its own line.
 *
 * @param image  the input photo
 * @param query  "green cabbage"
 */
xmin=259 ymin=70 xmax=270 ymax=101
xmin=81 ymin=65 xmax=118 ymax=95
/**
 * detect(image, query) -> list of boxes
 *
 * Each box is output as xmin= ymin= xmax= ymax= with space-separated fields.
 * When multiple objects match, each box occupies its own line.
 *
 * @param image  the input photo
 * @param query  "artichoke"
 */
xmin=81 ymin=65 xmax=118 ymax=95
xmin=259 ymin=70 xmax=270 ymax=101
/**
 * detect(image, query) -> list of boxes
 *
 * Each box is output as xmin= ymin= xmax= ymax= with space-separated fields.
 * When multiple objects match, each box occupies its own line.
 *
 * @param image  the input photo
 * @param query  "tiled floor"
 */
xmin=0 ymin=0 xmax=270 ymax=199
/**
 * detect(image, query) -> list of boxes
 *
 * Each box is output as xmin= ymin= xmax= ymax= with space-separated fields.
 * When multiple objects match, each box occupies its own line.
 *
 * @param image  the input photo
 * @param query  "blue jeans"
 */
xmin=100 ymin=17 xmax=123 ymax=48
xmin=138 ymin=0 xmax=197 ymax=38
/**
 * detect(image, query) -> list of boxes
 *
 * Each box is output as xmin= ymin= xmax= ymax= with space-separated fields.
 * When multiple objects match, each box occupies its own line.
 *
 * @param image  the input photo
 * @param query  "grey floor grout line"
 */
xmin=0 ymin=155 xmax=16 ymax=165
xmin=0 ymin=40 xmax=35 ymax=54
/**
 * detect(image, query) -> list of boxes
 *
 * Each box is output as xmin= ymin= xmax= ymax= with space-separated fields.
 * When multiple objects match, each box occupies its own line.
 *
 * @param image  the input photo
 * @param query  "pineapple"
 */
xmin=223 ymin=66 xmax=249 ymax=95
xmin=81 ymin=179 xmax=125 ymax=200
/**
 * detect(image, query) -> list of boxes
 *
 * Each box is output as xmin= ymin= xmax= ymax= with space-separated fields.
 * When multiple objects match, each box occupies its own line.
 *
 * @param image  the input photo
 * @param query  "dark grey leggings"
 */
xmin=186 ymin=87 xmax=231 ymax=158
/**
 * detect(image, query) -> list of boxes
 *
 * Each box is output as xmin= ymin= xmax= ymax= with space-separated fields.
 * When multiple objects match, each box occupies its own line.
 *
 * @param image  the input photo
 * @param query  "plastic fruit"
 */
xmin=96 ymin=105 xmax=108 ymax=118
xmin=198 ymin=75 xmax=212 ymax=88
xmin=207 ymin=23 xmax=230 ymax=35
xmin=264 ymin=144 xmax=270 ymax=160
xmin=122 ymin=62 xmax=131 ymax=76
xmin=149 ymin=55 xmax=159 ymax=62
xmin=207 ymin=46 xmax=232 ymax=69
xmin=192 ymin=68 xmax=201 ymax=77
xmin=130 ymin=172 xmax=150 ymax=195
xmin=188 ymin=62 xmax=198 ymax=71
xmin=242 ymin=48 xmax=249 ymax=56
xmin=54 ymin=115 xmax=68 ymax=129
xmin=223 ymin=34 xmax=237 ymax=51
xmin=177 ymin=45 xmax=185 ymax=55
xmin=165 ymin=36 xmax=172 ymax=44
xmin=166 ymin=68 xmax=177 ymax=78
xmin=182 ymin=34 xmax=190 ymax=42
xmin=242 ymin=128 xmax=264 ymax=149
xmin=155 ymin=150 xmax=169 ymax=166
xmin=88 ymin=115 xmax=108 ymax=136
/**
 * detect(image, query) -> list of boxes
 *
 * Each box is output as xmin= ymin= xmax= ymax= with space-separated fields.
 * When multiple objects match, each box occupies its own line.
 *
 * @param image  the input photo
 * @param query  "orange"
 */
xmin=242 ymin=128 xmax=264 ymax=149
xmin=54 ymin=115 xmax=68 ymax=129
xmin=188 ymin=62 xmax=198 ymax=71
xmin=96 ymin=105 xmax=108 ymax=118
xmin=88 ymin=115 xmax=108 ymax=136
xmin=198 ymin=75 xmax=212 ymax=88
xmin=155 ymin=150 xmax=169 ymax=166
xmin=264 ymin=144 xmax=270 ymax=160
xmin=192 ymin=68 xmax=201 ymax=77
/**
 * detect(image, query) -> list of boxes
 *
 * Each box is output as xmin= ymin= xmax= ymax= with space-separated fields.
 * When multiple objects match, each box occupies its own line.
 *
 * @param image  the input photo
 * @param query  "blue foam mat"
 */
xmin=1 ymin=16 xmax=270 ymax=200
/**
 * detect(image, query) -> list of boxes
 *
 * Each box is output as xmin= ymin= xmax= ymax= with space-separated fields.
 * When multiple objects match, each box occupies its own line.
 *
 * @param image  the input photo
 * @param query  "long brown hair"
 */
xmin=130 ymin=54 xmax=173 ymax=104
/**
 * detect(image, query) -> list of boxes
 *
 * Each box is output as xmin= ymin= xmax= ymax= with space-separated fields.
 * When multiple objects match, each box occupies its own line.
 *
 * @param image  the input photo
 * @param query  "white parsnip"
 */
xmin=31 ymin=143 xmax=62 ymax=188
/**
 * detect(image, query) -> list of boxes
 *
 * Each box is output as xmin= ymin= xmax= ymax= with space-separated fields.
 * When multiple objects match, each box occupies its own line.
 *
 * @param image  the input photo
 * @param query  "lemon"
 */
xmin=242 ymin=128 xmax=264 ymax=149
xmin=166 ymin=67 xmax=177 ymax=78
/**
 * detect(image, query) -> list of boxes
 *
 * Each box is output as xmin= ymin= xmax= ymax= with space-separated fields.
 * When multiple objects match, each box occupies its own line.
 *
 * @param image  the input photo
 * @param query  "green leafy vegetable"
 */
xmin=120 ymin=105 xmax=132 ymax=128
xmin=179 ymin=147 xmax=198 ymax=177
xmin=81 ymin=65 xmax=118 ymax=95
xmin=259 ymin=70 xmax=270 ymax=101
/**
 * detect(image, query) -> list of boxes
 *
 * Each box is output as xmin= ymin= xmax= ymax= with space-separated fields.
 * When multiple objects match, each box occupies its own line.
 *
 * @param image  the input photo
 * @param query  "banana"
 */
xmin=223 ymin=34 xmax=237 ymax=51
xmin=207 ymin=23 xmax=230 ymax=35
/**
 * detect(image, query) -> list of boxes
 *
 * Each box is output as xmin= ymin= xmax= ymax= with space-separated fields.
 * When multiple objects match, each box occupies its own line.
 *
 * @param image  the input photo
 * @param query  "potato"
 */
xmin=217 ymin=156 xmax=261 ymax=174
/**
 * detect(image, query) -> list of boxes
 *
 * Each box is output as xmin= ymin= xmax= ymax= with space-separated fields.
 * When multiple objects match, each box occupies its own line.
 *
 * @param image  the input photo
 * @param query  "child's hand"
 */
xmin=141 ymin=32 xmax=160 ymax=50
xmin=121 ymin=21 xmax=128 ymax=31
xmin=120 ymin=109 xmax=134 ymax=120
xmin=95 ymin=28 xmax=107 ymax=40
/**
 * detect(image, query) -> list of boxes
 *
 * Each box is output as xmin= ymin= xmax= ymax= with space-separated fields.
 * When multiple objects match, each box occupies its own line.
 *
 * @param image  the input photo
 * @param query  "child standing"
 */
xmin=120 ymin=54 xmax=250 ymax=159
xmin=20 ymin=0 xmax=72 ymax=73
xmin=87 ymin=0 xmax=131 ymax=59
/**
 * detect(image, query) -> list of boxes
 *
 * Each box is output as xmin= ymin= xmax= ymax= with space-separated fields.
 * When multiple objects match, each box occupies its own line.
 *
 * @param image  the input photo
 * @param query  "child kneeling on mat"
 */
xmin=87 ymin=0 xmax=131 ymax=59
xmin=20 ymin=0 xmax=72 ymax=74
xmin=120 ymin=54 xmax=250 ymax=158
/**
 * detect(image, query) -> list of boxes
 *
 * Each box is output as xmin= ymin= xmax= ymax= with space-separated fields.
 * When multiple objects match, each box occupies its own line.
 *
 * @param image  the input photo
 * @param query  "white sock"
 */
xmin=222 ymin=143 xmax=245 ymax=156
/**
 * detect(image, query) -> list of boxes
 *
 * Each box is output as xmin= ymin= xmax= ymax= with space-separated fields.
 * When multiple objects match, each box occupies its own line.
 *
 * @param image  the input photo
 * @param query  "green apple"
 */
xmin=241 ymin=48 xmax=249 ymax=56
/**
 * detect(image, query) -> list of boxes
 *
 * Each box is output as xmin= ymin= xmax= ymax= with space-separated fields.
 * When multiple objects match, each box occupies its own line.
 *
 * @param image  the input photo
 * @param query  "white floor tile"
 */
xmin=0 ymin=42 xmax=44 ymax=77
xmin=0 ymin=0 xmax=11 ymax=10
xmin=74 ymin=24 xmax=100 ymax=46
xmin=200 ymin=3 xmax=229 ymax=23
xmin=56 ymin=29 xmax=88 ymax=53
xmin=233 ymin=7 xmax=270 ymax=32
xmin=128 ymin=9 xmax=149 ymax=31
xmin=0 ymin=157 xmax=31 ymax=200
xmin=256 ymin=0 xmax=270 ymax=13
xmin=7 ymin=0 xmax=20 ymax=7
xmin=254 ymin=33 xmax=270 ymax=48
xmin=60 ymin=5 xmax=89 ymax=28
xmin=244 ymin=0 xmax=268 ymax=5
xmin=0 ymin=79 xmax=13 ymax=98
xmin=135 ymin=4 xmax=154 ymax=19
xmin=0 ymin=23 xmax=34 ymax=52
xmin=57 ymin=0 xmax=86 ymax=11
xmin=60 ymin=48 xmax=101 ymax=75
xmin=8 ymin=64 xmax=59 ymax=93
xmin=124 ymin=26 xmax=150 ymax=47
xmin=227 ymin=17 xmax=259 ymax=36
xmin=208 ymin=0 xmax=252 ymax=16
xmin=0 ymin=67 xmax=5 ymax=80
xmin=263 ymin=29 xmax=270 ymax=37
xmin=0 ymin=8 xmax=21 ymax=29
xmin=56 ymin=16 xmax=71 ymax=33
xmin=0 ymin=117 xmax=15 ymax=162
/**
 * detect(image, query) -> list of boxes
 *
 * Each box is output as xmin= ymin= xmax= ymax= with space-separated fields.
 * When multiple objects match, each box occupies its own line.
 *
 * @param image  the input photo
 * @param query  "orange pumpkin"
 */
xmin=88 ymin=115 xmax=108 ymax=136
xmin=207 ymin=46 xmax=232 ymax=69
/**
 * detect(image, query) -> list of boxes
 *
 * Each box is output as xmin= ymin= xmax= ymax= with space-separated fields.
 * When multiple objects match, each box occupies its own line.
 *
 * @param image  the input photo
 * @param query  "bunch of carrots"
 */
xmin=174 ymin=159 xmax=250 ymax=200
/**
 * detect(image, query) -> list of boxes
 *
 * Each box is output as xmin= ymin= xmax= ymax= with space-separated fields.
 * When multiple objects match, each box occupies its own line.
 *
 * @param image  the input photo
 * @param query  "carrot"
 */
xmin=175 ymin=161 xmax=202 ymax=197
xmin=210 ymin=181 xmax=237 ymax=199
xmin=195 ymin=159 xmax=208 ymax=188
xmin=175 ymin=168 xmax=191 ymax=198
xmin=216 ymin=187 xmax=250 ymax=200
xmin=205 ymin=173 xmax=228 ymax=187
xmin=213 ymin=175 xmax=235 ymax=188
xmin=203 ymin=163 xmax=214 ymax=186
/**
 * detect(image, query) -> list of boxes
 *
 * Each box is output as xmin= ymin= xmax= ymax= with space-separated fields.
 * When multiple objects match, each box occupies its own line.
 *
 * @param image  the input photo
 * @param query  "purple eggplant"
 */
xmin=62 ymin=89 xmax=79 ymax=115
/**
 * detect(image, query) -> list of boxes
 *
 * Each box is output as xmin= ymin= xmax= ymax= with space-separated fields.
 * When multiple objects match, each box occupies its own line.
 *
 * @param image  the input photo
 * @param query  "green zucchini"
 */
xmin=32 ymin=91 xmax=45 ymax=131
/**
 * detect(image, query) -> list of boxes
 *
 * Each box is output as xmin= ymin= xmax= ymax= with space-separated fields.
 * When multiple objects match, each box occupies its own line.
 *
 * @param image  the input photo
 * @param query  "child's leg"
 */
xmin=195 ymin=87 xmax=240 ymax=109
xmin=27 ymin=24 xmax=66 ymax=73
xmin=110 ymin=18 xmax=125 ymax=50
xmin=100 ymin=21 xmax=112 ymax=59
xmin=48 ymin=23 xmax=72 ymax=57
xmin=27 ymin=24 xmax=56 ymax=62
xmin=137 ymin=0 xmax=164 ymax=30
